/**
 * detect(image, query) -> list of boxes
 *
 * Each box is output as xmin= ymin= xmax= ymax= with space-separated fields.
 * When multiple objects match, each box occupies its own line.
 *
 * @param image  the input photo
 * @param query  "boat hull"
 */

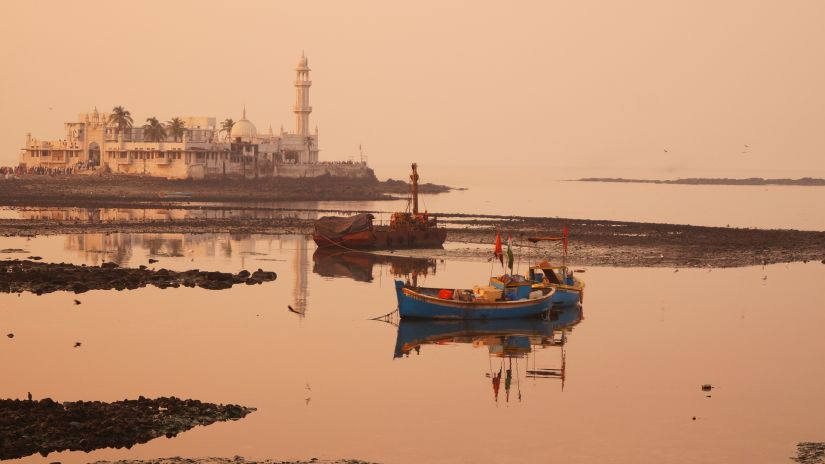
xmin=550 ymin=285 xmax=582 ymax=307
xmin=313 ymin=227 xmax=447 ymax=250
xmin=373 ymin=227 xmax=447 ymax=249
xmin=312 ymin=229 xmax=376 ymax=249
xmin=395 ymin=280 xmax=553 ymax=320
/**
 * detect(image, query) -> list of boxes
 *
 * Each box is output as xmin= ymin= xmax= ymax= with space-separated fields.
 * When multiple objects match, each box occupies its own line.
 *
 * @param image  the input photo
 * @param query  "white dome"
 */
xmin=231 ymin=118 xmax=257 ymax=141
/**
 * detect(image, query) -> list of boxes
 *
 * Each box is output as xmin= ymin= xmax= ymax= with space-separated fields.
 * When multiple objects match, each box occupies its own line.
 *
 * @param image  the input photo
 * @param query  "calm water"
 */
xmin=3 ymin=175 xmax=824 ymax=230
xmin=3 ymin=233 xmax=825 ymax=463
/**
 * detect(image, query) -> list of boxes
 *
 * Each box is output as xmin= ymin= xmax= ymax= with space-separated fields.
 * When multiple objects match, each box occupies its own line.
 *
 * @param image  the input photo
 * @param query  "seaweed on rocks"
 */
xmin=0 ymin=397 xmax=256 ymax=460
xmin=0 ymin=260 xmax=276 ymax=294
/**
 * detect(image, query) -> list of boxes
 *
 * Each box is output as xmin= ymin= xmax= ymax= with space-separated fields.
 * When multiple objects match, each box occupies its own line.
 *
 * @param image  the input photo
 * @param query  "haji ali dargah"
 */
xmin=19 ymin=54 xmax=369 ymax=180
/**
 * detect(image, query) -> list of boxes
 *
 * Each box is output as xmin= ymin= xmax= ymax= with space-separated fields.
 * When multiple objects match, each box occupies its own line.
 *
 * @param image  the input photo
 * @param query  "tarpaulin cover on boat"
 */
xmin=314 ymin=213 xmax=374 ymax=241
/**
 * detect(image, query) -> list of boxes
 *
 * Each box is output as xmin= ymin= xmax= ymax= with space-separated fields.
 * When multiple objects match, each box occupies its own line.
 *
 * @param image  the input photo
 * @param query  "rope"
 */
xmin=370 ymin=308 xmax=399 ymax=327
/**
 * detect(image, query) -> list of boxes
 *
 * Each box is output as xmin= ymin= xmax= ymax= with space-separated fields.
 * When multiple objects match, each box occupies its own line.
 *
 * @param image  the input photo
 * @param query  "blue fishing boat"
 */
xmin=526 ymin=262 xmax=585 ymax=307
xmin=522 ymin=230 xmax=585 ymax=307
xmin=394 ymin=280 xmax=555 ymax=319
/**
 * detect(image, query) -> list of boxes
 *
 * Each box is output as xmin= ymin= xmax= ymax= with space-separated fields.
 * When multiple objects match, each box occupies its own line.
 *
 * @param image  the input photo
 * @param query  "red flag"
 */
xmin=494 ymin=230 xmax=503 ymax=266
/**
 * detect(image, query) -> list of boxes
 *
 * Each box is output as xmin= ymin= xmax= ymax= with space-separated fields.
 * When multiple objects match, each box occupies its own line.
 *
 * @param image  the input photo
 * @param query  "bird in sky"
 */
xmin=73 ymin=299 xmax=81 ymax=305
xmin=74 ymin=342 xmax=82 ymax=348
xmin=663 ymin=148 xmax=669 ymax=153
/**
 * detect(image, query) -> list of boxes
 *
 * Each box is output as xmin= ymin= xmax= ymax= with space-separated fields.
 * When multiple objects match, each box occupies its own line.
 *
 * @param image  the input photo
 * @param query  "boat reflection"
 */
xmin=312 ymin=248 xmax=437 ymax=282
xmin=393 ymin=305 xmax=583 ymax=403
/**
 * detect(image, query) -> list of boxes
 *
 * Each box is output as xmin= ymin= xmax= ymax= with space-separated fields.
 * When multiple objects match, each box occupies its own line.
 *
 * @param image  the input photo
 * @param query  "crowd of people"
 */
xmin=1 ymin=162 xmax=99 ymax=178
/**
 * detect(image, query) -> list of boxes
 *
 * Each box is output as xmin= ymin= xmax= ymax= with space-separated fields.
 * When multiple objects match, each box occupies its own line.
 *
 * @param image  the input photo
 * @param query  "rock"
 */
xmin=0 ymin=397 xmax=256 ymax=460
xmin=0 ymin=260 xmax=277 ymax=295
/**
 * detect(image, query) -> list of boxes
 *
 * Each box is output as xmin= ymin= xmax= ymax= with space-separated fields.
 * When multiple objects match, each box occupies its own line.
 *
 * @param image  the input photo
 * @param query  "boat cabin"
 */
xmin=528 ymin=262 xmax=575 ymax=286
xmin=488 ymin=274 xmax=536 ymax=300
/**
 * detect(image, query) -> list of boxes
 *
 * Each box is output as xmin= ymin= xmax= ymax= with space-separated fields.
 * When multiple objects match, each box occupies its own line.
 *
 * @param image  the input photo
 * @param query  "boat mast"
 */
xmin=410 ymin=163 xmax=419 ymax=215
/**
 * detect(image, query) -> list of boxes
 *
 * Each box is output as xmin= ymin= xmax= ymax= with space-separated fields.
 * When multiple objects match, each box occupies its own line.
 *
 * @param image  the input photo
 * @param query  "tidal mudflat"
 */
xmin=2 ymin=205 xmax=824 ymax=268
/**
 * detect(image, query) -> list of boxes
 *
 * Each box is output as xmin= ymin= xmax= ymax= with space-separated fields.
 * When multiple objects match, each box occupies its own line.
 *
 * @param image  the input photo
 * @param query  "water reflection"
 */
xmin=393 ymin=305 xmax=583 ymax=404
xmin=61 ymin=232 xmax=313 ymax=313
xmin=5 ymin=205 xmax=322 ymax=222
xmin=312 ymin=248 xmax=437 ymax=282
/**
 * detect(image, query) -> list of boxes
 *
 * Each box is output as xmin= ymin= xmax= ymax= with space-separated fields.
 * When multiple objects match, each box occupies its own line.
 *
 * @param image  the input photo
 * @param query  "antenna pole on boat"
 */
xmin=410 ymin=163 xmax=419 ymax=215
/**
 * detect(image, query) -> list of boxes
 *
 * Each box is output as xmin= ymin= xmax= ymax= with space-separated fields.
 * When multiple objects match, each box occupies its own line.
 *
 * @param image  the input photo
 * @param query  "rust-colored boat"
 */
xmin=312 ymin=163 xmax=447 ymax=249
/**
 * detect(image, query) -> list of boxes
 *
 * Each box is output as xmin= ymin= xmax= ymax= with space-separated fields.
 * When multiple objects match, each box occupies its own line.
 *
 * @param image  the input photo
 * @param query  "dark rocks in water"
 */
xmin=0 ymin=260 xmax=277 ymax=295
xmin=251 ymin=269 xmax=277 ymax=282
xmin=0 ymin=397 xmax=256 ymax=460
xmin=793 ymin=442 xmax=825 ymax=464
xmin=28 ymin=256 xmax=42 ymax=260
xmin=83 ymin=458 xmax=380 ymax=464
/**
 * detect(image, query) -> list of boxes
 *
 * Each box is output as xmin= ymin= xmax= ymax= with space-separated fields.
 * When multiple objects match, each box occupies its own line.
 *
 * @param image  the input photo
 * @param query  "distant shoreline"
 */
xmin=0 ymin=174 xmax=453 ymax=206
xmin=2 ymin=207 xmax=823 ymax=268
xmin=575 ymin=177 xmax=825 ymax=186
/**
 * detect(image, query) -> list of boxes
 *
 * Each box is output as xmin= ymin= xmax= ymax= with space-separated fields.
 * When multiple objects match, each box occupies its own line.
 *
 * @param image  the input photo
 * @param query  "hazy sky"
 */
xmin=1 ymin=0 xmax=823 ymax=178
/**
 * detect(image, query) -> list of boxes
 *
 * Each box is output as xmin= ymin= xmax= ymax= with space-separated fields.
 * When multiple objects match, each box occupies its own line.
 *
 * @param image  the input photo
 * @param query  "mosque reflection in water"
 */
xmin=392 ymin=305 xmax=583 ymax=404
xmin=62 ymin=232 xmax=313 ymax=315
xmin=61 ymin=230 xmax=435 ymax=318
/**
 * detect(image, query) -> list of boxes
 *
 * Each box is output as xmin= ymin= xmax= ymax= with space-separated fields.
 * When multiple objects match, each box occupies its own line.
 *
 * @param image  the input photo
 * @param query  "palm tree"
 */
xmin=220 ymin=118 xmax=234 ymax=141
xmin=143 ymin=117 xmax=166 ymax=142
xmin=108 ymin=106 xmax=133 ymax=139
xmin=167 ymin=117 xmax=186 ymax=142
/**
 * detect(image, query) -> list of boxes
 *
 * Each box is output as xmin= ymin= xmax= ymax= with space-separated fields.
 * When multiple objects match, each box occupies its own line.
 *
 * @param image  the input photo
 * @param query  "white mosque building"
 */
xmin=18 ymin=54 xmax=366 ymax=180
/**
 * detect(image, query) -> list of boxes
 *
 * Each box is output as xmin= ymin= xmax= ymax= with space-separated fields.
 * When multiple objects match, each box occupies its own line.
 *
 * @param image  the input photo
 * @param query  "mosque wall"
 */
xmin=271 ymin=163 xmax=372 ymax=179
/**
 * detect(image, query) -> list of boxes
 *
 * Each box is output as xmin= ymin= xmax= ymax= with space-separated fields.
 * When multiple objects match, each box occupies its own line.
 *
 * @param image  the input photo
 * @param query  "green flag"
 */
xmin=506 ymin=236 xmax=514 ymax=273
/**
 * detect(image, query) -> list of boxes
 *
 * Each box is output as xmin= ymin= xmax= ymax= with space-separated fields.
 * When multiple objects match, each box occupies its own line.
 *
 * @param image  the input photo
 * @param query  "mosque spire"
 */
xmin=242 ymin=105 xmax=246 ymax=120
xmin=294 ymin=53 xmax=312 ymax=142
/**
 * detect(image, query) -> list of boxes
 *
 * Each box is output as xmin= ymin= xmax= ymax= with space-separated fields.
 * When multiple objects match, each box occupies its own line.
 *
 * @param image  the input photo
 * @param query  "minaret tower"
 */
xmin=294 ymin=53 xmax=312 ymax=139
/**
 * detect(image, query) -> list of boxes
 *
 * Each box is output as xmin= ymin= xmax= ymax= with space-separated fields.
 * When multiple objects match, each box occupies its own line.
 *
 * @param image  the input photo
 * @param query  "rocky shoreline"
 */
xmin=577 ymin=177 xmax=825 ymax=186
xmin=0 ymin=260 xmax=277 ymax=294
xmin=0 ymin=397 xmax=255 ymax=460
xmin=0 ymin=174 xmax=451 ymax=205
xmin=88 ymin=459 xmax=377 ymax=464
xmin=1 ymin=213 xmax=824 ymax=268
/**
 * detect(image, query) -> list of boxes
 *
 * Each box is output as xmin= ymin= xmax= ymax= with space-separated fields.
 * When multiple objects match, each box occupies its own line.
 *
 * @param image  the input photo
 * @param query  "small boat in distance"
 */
xmin=394 ymin=279 xmax=555 ymax=319
xmin=313 ymin=163 xmax=447 ymax=249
